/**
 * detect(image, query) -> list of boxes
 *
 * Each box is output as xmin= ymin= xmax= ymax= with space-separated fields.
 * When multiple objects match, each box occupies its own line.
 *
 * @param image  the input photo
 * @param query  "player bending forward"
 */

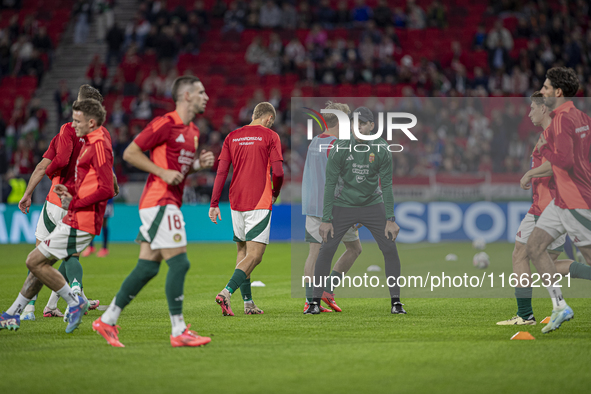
xmin=1 ymin=99 xmax=114 ymax=333
xmin=210 ymin=102 xmax=284 ymax=316
xmin=94 ymin=76 xmax=215 ymax=347
xmin=497 ymin=91 xmax=591 ymax=326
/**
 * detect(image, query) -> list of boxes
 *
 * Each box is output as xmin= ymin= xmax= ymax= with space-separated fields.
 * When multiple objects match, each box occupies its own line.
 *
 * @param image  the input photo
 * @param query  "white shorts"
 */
xmin=516 ymin=213 xmax=566 ymax=252
xmin=536 ymin=199 xmax=591 ymax=247
xmin=37 ymin=222 xmax=94 ymax=261
xmin=305 ymin=215 xmax=359 ymax=244
xmin=231 ymin=209 xmax=272 ymax=244
xmin=136 ymin=205 xmax=187 ymax=250
xmin=35 ymin=201 xmax=67 ymax=242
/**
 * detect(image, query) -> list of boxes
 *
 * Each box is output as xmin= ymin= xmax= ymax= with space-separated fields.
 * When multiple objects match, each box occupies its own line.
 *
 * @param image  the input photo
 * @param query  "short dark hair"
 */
xmin=530 ymin=91 xmax=544 ymax=106
xmin=78 ymin=84 xmax=103 ymax=103
xmin=253 ymin=102 xmax=276 ymax=120
xmin=72 ymin=99 xmax=106 ymax=126
xmin=171 ymin=76 xmax=201 ymax=103
xmin=546 ymin=67 xmax=579 ymax=97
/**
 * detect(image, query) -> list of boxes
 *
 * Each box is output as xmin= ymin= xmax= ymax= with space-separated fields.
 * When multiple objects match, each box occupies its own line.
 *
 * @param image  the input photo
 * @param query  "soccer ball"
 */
xmin=473 ymin=252 xmax=490 ymax=269
xmin=472 ymin=238 xmax=487 ymax=250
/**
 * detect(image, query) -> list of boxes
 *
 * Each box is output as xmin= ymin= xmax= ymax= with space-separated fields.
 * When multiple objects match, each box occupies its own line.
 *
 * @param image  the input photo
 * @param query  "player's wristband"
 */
xmin=387 ymin=216 xmax=396 ymax=222
xmin=192 ymin=159 xmax=201 ymax=171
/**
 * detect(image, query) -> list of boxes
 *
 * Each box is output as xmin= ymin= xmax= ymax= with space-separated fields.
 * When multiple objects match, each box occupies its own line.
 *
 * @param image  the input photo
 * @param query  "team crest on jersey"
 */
xmin=175 ymin=134 xmax=186 ymax=143
xmin=173 ymin=233 xmax=182 ymax=243
xmin=369 ymin=153 xmax=375 ymax=163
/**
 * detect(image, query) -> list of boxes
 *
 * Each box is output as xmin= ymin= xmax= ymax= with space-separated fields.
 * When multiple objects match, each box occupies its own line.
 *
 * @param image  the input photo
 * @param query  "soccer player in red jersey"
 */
xmin=16 ymin=85 xmax=112 ymax=321
xmin=1 ymin=99 xmax=115 ymax=333
xmin=497 ymin=91 xmax=591 ymax=326
xmin=209 ymin=102 xmax=284 ymax=316
xmin=94 ymin=76 xmax=214 ymax=348
xmin=526 ymin=67 xmax=591 ymax=333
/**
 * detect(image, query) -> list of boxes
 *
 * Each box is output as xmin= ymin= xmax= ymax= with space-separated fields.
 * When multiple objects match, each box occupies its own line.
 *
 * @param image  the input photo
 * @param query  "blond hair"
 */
xmin=323 ymin=101 xmax=351 ymax=129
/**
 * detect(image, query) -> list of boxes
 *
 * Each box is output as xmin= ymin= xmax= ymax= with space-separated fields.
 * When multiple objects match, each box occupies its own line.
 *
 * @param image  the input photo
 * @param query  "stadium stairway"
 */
xmin=35 ymin=0 xmax=137 ymax=137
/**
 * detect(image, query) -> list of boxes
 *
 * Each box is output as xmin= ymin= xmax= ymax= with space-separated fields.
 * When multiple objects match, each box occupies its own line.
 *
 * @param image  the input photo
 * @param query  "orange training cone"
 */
xmin=541 ymin=316 xmax=551 ymax=324
xmin=510 ymin=331 xmax=535 ymax=340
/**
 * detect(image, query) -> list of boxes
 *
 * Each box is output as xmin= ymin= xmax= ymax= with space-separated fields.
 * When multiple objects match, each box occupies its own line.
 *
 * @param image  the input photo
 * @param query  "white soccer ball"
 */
xmin=472 ymin=238 xmax=487 ymax=250
xmin=473 ymin=252 xmax=490 ymax=269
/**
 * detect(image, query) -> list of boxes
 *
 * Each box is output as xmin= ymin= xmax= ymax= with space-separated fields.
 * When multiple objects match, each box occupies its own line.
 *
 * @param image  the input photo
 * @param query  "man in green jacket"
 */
xmin=307 ymin=107 xmax=405 ymax=315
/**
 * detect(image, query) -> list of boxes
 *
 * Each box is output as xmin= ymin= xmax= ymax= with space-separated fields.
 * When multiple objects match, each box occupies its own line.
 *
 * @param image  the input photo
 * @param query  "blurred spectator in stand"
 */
xmin=162 ymin=68 xmax=178 ymax=98
xmin=211 ymin=0 xmax=227 ymax=19
xmin=222 ymin=1 xmax=246 ymax=33
xmin=96 ymin=0 xmax=115 ymax=42
xmin=316 ymin=0 xmax=335 ymax=29
xmin=155 ymin=26 xmax=179 ymax=66
xmin=10 ymin=35 xmax=33 ymax=74
xmin=245 ymin=1 xmax=261 ymax=29
xmin=142 ymin=69 xmax=165 ymax=96
xmin=31 ymin=26 xmax=52 ymax=62
xmin=54 ymin=80 xmax=72 ymax=125
xmin=246 ymin=36 xmax=265 ymax=64
xmin=125 ymin=12 xmax=151 ymax=49
xmin=191 ymin=0 xmax=210 ymax=30
xmin=11 ymin=138 xmax=34 ymax=175
xmin=20 ymin=49 xmax=44 ymax=82
xmin=106 ymin=22 xmax=125 ymax=66
xmin=407 ymin=0 xmax=426 ymax=29
xmin=334 ymin=1 xmax=351 ymax=28
xmin=259 ymin=0 xmax=282 ymax=29
xmin=488 ymin=34 xmax=511 ymax=71
xmin=393 ymin=7 xmax=407 ymax=28
xmin=109 ymin=98 xmax=130 ymax=128
xmin=306 ymin=24 xmax=328 ymax=48
xmin=487 ymin=20 xmax=513 ymax=51
xmin=131 ymin=91 xmax=153 ymax=120
xmin=86 ymin=54 xmax=108 ymax=94
xmin=373 ymin=0 xmax=393 ymax=28
xmin=351 ymin=0 xmax=372 ymax=26
xmin=73 ymin=0 xmax=92 ymax=45
xmin=472 ymin=24 xmax=487 ymax=50
xmin=280 ymin=3 xmax=297 ymax=30
xmin=297 ymin=2 xmax=313 ymax=29
xmin=427 ymin=0 xmax=447 ymax=28
xmin=361 ymin=20 xmax=382 ymax=44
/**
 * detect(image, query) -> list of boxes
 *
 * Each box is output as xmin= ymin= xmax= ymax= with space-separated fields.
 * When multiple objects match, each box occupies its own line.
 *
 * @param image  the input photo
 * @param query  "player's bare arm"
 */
xmin=385 ymin=221 xmax=400 ymax=242
xmin=189 ymin=150 xmax=215 ymax=174
xmin=53 ymin=184 xmax=73 ymax=210
xmin=19 ymin=157 xmax=52 ymax=214
xmin=520 ymin=161 xmax=553 ymax=190
xmin=123 ymin=141 xmax=184 ymax=186
xmin=209 ymin=207 xmax=221 ymax=224
xmin=113 ymin=171 xmax=119 ymax=196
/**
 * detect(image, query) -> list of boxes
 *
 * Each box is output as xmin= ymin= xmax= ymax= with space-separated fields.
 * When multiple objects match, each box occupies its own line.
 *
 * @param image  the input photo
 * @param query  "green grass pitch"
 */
xmin=1 ymin=242 xmax=590 ymax=394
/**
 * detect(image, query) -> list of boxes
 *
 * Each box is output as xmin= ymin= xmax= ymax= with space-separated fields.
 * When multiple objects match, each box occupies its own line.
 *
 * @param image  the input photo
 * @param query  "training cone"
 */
xmin=510 ymin=331 xmax=535 ymax=340
xmin=541 ymin=316 xmax=551 ymax=324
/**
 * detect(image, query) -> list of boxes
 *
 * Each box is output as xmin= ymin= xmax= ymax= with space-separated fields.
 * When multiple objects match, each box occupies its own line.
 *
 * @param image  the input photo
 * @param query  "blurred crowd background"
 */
xmin=1 ymin=0 xmax=590 ymax=202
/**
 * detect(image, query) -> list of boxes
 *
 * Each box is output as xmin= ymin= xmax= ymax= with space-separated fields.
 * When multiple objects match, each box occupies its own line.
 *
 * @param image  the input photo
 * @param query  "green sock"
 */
xmin=569 ymin=261 xmax=591 ymax=280
xmin=57 ymin=261 xmax=68 ymax=283
xmin=225 ymin=269 xmax=247 ymax=294
xmin=27 ymin=298 xmax=36 ymax=306
xmin=115 ymin=259 xmax=161 ymax=309
xmin=64 ymin=256 xmax=83 ymax=288
xmin=515 ymin=287 xmax=533 ymax=318
xmin=165 ymin=253 xmax=190 ymax=315
xmin=240 ymin=277 xmax=252 ymax=302
xmin=305 ymin=282 xmax=313 ymax=303
xmin=325 ymin=270 xmax=341 ymax=294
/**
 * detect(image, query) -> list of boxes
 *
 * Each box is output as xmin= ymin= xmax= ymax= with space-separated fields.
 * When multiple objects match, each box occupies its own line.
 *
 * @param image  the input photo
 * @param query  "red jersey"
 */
xmin=134 ymin=111 xmax=200 ymax=210
xmin=529 ymin=132 xmax=556 ymax=216
xmin=218 ymin=125 xmax=283 ymax=211
xmin=44 ymin=123 xmax=85 ymax=208
xmin=541 ymin=101 xmax=591 ymax=210
xmin=62 ymin=127 xmax=114 ymax=235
